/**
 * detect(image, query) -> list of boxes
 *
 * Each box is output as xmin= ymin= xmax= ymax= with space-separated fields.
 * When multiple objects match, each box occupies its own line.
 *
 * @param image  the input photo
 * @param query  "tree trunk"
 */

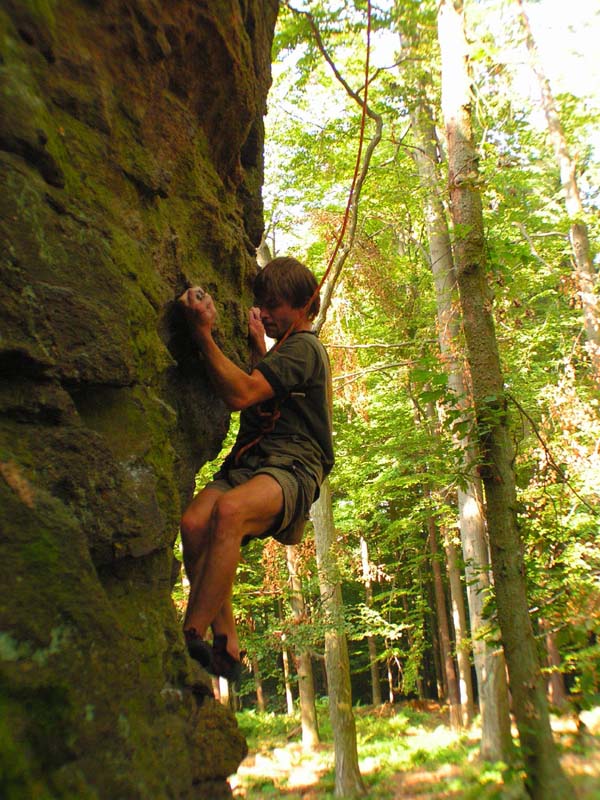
xmin=427 ymin=577 xmax=445 ymax=702
xmin=386 ymin=654 xmax=395 ymax=704
xmin=459 ymin=484 xmax=514 ymax=762
xmin=443 ymin=530 xmax=475 ymax=726
xmin=438 ymin=2 xmax=572 ymax=795
xmin=360 ymin=536 xmax=383 ymax=707
xmin=515 ymin=0 xmax=600 ymax=382
xmin=541 ymin=619 xmax=569 ymax=712
xmin=251 ymin=657 xmax=266 ymax=712
xmin=286 ymin=545 xmax=320 ymax=749
xmin=282 ymin=645 xmax=295 ymax=715
xmin=403 ymin=53 xmax=513 ymax=760
xmin=311 ymin=479 xmax=366 ymax=797
xmin=278 ymin=598 xmax=296 ymax=715
xmin=427 ymin=515 xmax=463 ymax=730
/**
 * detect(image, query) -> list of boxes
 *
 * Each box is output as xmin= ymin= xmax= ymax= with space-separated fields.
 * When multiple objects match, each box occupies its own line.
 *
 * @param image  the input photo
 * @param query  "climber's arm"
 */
xmin=179 ymin=288 xmax=274 ymax=411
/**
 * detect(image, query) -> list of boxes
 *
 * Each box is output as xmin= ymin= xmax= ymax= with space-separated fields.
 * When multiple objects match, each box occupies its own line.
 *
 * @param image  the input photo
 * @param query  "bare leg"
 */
xmin=181 ymin=484 xmax=230 ymax=657
xmin=184 ymin=474 xmax=283 ymax=642
xmin=180 ymin=485 xmax=225 ymax=585
xmin=211 ymin=590 xmax=239 ymax=660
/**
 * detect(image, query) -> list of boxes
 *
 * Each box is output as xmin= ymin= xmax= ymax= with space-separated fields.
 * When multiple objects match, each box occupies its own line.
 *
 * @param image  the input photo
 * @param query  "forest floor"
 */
xmin=229 ymin=702 xmax=600 ymax=799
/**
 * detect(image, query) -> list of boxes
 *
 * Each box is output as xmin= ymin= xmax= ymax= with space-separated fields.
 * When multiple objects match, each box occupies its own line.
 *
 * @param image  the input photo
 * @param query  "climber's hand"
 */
xmin=179 ymin=287 xmax=217 ymax=342
xmin=248 ymin=307 xmax=267 ymax=357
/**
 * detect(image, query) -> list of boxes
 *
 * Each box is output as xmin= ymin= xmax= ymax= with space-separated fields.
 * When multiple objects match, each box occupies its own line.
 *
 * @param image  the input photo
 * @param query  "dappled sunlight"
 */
xmin=230 ymin=705 xmax=600 ymax=799
xmin=388 ymin=762 xmax=463 ymax=799
xmin=230 ymin=742 xmax=333 ymax=798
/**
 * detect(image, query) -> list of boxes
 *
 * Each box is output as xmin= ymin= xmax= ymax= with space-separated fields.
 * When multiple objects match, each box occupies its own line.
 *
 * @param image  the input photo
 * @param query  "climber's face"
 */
xmin=258 ymin=300 xmax=310 ymax=341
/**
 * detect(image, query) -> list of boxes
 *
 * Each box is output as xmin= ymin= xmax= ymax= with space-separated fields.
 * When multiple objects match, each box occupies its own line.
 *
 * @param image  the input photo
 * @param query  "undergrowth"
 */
xmin=231 ymin=703 xmax=600 ymax=799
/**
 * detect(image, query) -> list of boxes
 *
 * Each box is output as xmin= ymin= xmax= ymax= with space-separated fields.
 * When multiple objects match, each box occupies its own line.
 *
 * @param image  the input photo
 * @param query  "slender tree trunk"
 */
xmin=403 ymin=54 xmax=513 ymax=759
xmin=443 ymin=529 xmax=475 ymax=726
xmin=312 ymin=479 xmax=366 ymax=797
xmin=367 ymin=636 xmax=381 ymax=706
xmin=514 ymin=0 xmax=600 ymax=382
xmin=540 ymin=618 xmax=569 ymax=712
xmin=400 ymin=593 xmax=424 ymax=700
xmin=459 ymin=483 xmax=513 ymax=762
xmin=278 ymin=597 xmax=296 ymax=715
xmin=360 ymin=536 xmax=383 ymax=707
xmin=427 ymin=514 xmax=463 ymax=729
xmin=427 ymin=578 xmax=445 ymax=702
xmin=438 ymin=2 xmax=572 ymax=795
xmin=286 ymin=545 xmax=320 ymax=749
xmin=282 ymin=644 xmax=295 ymax=715
xmin=385 ymin=653 xmax=395 ymax=704
xmin=251 ymin=656 xmax=266 ymax=712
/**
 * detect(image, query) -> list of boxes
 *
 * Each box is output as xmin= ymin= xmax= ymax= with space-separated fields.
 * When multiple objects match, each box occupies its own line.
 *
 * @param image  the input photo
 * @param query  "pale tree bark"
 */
xmin=421 ymin=392 xmax=476 ymax=725
xmin=281 ymin=644 xmax=295 ymax=715
xmin=251 ymin=656 xmax=266 ymax=712
xmin=386 ymin=657 xmax=395 ymax=704
xmin=514 ymin=0 xmax=600 ymax=381
xmin=359 ymin=536 xmax=383 ymax=707
xmin=400 ymin=25 xmax=513 ymax=760
xmin=459 ymin=482 xmax=513 ymax=761
xmin=285 ymin=545 xmax=320 ymax=749
xmin=540 ymin=618 xmax=569 ymax=712
xmin=443 ymin=529 xmax=475 ymax=726
xmin=278 ymin=599 xmax=296 ymax=715
xmin=438 ymin=2 xmax=572 ymax=796
xmin=426 ymin=512 xmax=463 ymax=730
xmin=312 ymin=479 xmax=366 ymax=797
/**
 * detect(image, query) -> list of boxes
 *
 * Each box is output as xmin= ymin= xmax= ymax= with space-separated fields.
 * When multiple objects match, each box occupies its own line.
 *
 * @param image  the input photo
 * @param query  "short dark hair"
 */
xmin=253 ymin=257 xmax=320 ymax=320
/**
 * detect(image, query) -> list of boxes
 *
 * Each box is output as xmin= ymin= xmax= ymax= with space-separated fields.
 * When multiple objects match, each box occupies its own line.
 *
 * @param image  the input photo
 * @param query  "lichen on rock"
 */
xmin=0 ymin=1 xmax=278 ymax=797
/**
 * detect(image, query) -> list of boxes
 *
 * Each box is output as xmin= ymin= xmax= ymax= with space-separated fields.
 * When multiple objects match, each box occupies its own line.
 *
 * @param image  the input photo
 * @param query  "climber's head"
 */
xmin=253 ymin=257 xmax=320 ymax=322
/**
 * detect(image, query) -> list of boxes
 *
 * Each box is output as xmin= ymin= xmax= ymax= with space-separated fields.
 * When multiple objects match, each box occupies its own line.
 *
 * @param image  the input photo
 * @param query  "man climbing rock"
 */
xmin=178 ymin=257 xmax=334 ymax=681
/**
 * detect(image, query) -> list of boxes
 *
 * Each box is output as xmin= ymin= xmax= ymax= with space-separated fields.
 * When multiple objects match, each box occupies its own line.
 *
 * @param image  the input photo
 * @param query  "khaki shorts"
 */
xmin=206 ymin=461 xmax=317 ymax=546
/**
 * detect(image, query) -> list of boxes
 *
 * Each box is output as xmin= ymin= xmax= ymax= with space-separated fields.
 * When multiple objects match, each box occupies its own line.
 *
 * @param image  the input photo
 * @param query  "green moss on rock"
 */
xmin=0 ymin=0 xmax=278 ymax=796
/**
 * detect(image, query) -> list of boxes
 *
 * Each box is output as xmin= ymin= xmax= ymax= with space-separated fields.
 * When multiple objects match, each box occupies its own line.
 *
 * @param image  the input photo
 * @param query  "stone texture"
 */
xmin=0 ymin=0 xmax=278 ymax=797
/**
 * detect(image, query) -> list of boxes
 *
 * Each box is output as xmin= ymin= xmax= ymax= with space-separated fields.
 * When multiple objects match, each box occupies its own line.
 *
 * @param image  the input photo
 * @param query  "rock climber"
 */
xmin=178 ymin=257 xmax=334 ymax=681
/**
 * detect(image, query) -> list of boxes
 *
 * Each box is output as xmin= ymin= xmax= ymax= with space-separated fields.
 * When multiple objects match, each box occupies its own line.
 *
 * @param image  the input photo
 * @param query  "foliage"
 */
xmin=174 ymin=0 xmax=600 ymax=720
xmin=232 ymin=704 xmax=600 ymax=799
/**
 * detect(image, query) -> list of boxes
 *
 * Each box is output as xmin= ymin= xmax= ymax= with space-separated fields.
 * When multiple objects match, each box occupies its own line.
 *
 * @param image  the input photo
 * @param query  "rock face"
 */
xmin=0 ymin=1 xmax=277 ymax=797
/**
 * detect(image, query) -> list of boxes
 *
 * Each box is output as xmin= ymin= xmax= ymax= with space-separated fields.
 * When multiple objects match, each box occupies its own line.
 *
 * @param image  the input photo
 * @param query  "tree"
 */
xmin=263 ymin=0 xmax=598 ymax=753
xmin=396 ymin=7 xmax=513 ymax=757
xmin=514 ymin=0 xmax=599 ymax=383
xmin=437 ymin=1 xmax=572 ymax=795
xmin=359 ymin=535 xmax=383 ymax=706
xmin=285 ymin=544 xmax=320 ymax=748
xmin=425 ymin=500 xmax=462 ymax=729
xmin=312 ymin=480 xmax=366 ymax=797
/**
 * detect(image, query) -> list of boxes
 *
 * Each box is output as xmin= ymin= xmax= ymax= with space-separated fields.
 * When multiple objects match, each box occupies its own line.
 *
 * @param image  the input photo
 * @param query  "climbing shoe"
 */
xmin=211 ymin=635 xmax=243 ymax=683
xmin=184 ymin=628 xmax=213 ymax=669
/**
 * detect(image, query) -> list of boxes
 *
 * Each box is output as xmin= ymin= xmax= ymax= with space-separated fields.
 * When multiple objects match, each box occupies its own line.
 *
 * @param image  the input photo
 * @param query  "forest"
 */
xmin=172 ymin=0 xmax=600 ymax=798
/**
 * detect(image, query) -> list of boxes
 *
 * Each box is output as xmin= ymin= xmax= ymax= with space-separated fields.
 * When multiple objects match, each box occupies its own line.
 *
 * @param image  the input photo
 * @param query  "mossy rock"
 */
xmin=0 ymin=0 xmax=278 ymax=796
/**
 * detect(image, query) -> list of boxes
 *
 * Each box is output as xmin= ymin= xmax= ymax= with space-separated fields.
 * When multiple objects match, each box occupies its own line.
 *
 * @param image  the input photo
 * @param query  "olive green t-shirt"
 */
xmin=230 ymin=331 xmax=334 ymax=489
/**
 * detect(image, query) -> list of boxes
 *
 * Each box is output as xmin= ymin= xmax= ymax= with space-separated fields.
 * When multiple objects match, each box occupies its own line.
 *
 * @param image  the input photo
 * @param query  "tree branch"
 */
xmin=507 ymin=392 xmax=598 ymax=516
xmin=333 ymin=360 xmax=413 ymax=389
xmin=285 ymin=2 xmax=383 ymax=334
